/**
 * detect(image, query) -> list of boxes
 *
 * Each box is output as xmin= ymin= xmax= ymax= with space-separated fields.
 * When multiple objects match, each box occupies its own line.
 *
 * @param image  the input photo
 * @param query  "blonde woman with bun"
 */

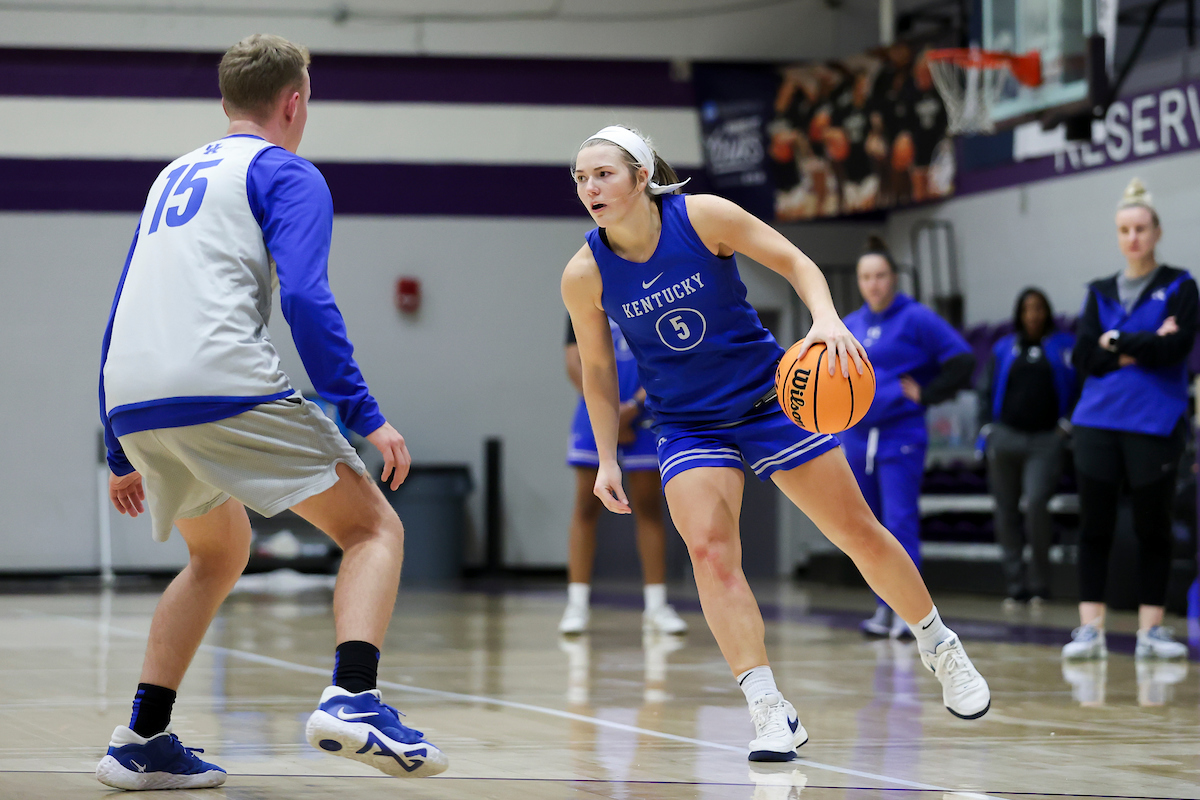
xmin=1064 ymin=178 xmax=1194 ymax=662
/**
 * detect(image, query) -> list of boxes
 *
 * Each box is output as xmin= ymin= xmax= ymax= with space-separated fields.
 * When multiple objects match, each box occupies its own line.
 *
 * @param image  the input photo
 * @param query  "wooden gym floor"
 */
xmin=0 ymin=579 xmax=1195 ymax=799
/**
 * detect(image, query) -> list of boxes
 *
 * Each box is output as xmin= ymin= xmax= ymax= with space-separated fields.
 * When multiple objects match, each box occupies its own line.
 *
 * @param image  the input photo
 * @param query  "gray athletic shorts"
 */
xmin=118 ymin=393 xmax=366 ymax=542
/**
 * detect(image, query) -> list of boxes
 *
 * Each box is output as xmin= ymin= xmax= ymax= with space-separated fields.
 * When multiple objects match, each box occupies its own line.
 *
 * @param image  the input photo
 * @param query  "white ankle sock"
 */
xmin=912 ymin=606 xmax=953 ymax=652
xmin=643 ymin=583 xmax=666 ymax=612
xmin=736 ymin=665 xmax=778 ymax=705
xmin=567 ymin=583 xmax=590 ymax=607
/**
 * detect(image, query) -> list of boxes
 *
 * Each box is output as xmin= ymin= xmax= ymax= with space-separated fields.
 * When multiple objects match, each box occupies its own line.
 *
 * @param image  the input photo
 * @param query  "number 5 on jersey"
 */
xmin=655 ymin=308 xmax=707 ymax=352
xmin=148 ymin=160 xmax=223 ymax=234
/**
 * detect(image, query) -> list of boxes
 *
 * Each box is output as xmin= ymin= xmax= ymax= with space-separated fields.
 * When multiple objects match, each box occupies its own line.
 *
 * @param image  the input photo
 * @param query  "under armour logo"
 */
xmin=203 ymin=143 xmax=222 ymax=154
xmin=356 ymin=732 xmax=426 ymax=772
xmin=1152 ymin=289 xmax=1167 ymax=301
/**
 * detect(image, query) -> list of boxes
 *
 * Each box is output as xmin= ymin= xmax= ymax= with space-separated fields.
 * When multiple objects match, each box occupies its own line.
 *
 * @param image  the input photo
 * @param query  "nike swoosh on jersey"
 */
xmin=336 ymin=707 xmax=379 ymax=721
xmin=642 ymin=272 xmax=665 ymax=289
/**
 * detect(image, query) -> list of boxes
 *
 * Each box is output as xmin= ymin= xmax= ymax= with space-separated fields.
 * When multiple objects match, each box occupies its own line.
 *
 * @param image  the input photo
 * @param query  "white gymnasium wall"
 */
xmin=0 ymin=209 xmax=875 ymax=571
xmin=0 ymin=0 xmax=889 ymax=571
xmin=884 ymin=149 xmax=1200 ymax=328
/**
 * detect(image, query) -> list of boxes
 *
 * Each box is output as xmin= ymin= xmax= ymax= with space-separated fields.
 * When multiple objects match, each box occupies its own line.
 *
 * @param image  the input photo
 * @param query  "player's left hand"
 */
xmin=798 ymin=313 xmax=867 ymax=377
xmin=366 ymin=422 xmax=412 ymax=490
xmin=109 ymin=471 xmax=145 ymax=517
xmin=900 ymin=375 xmax=923 ymax=403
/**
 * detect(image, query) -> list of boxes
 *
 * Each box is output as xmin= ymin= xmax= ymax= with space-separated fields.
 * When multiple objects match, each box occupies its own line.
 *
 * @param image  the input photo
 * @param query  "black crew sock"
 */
xmin=333 ymin=641 xmax=380 ymax=694
xmin=129 ymin=683 xmax=176 ymax=738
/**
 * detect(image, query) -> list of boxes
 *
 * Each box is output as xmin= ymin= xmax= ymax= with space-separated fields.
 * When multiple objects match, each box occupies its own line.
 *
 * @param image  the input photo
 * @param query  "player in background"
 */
xmin=96 ymin=35 xmax=446 ymax=789
xmin=841 ymin=237 xmax=975 ymax=638
xmin=563 ymin=125 xmax=990 ymax=763
xmin=560 ymin=316 xmax=688 ymax=635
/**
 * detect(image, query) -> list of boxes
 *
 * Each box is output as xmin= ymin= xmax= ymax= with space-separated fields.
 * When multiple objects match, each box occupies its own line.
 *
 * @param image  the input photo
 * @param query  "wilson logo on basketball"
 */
xmin=775 ymin=342 xmax=876 ymax=434
xmin=788 ymin=369 xmax=810 ymax=424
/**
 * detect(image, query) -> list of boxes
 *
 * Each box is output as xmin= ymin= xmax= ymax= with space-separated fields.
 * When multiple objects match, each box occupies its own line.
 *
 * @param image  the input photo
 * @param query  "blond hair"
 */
xmin=218 ymin=34 xmax=310 ymax=118
xmin=1117 ymin=177 xmax=1160 ymax=227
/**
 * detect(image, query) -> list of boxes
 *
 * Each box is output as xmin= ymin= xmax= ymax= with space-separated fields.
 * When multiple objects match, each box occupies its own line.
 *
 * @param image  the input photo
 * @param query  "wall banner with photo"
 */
xmin=696 ymin=42 xmax=956 ymax=221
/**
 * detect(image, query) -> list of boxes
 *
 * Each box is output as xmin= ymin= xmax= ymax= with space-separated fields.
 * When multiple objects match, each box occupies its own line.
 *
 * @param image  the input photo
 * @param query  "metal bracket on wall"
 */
xmin=910 ymin=219 xmax=964 ymax=328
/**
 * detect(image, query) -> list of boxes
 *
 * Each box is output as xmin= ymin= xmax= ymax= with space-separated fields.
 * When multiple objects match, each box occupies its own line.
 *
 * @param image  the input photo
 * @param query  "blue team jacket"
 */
xmin=1071 ymin=265 xmax=1197 ymax=437
xmin=989 ymin=331 xmax=1077 ymax=421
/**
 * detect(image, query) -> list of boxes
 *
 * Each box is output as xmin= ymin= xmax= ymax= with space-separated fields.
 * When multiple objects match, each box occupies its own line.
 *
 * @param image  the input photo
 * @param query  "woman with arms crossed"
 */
xmin=1063 ymin=178 xmax=1192 ymax=661
xmin=562 ymin=125 xmax=990 ymax=762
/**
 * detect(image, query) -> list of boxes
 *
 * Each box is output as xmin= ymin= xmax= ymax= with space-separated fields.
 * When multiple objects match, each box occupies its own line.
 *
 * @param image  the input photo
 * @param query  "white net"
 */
xmin=928 ymin=57 xmax=1012 ymax=135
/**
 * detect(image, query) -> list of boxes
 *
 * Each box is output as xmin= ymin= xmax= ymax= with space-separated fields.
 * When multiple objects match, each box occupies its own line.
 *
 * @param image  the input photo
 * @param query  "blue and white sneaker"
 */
xmin=95 ymin=726 xmax=226 ymax=790
xmin=748 ymin=692 xmax=808 ymax=762
xmin=306 ymin=686 xmax=448 ymax=778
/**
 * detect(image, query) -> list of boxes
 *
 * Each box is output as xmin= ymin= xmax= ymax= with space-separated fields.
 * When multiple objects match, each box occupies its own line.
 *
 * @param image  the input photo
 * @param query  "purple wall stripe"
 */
xmin=0 ymin=158 xmax=708 ymax=216
xmin=0 ymin=47 xmax=696 ymax=108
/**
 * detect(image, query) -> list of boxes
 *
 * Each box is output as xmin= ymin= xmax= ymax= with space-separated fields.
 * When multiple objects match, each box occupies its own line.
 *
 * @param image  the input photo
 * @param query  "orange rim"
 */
xmin=925 ymin=48 xmax=1042 ymax=88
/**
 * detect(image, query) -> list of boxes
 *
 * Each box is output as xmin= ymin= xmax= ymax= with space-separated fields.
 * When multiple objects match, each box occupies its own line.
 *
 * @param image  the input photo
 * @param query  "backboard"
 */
xmin=981 ymin=0 xmax=1096 ymax=127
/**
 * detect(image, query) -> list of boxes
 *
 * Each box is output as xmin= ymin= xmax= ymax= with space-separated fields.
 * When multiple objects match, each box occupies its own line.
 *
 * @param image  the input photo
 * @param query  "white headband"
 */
xmin=580 ymin=125 xmax=691 ymax=195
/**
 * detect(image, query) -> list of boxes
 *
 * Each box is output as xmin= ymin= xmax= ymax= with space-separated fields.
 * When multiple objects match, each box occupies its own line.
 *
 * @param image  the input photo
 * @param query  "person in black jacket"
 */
xmin=1063 ymin=178 xmax=1194 ymax=662
xmin=979 ymin=289 xmax=1076 ymax=607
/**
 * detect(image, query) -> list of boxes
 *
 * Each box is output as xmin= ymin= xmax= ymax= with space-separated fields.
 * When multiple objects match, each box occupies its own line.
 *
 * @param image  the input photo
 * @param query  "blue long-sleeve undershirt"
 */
xmin=247 ymin=146 xmax=385 ymax=439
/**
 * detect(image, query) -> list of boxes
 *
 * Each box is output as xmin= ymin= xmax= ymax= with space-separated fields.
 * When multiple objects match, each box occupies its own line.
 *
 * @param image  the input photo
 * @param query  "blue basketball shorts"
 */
xmin=655 ymin=405 xmax=840 ymax=487
xmin=566 ymin=398 xmax=659 ymax=472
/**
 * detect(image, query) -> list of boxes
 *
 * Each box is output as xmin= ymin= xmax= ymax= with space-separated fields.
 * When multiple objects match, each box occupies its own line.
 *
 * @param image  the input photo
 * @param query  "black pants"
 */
xmin=1073 ymin=425 xmax=1182 ymax=607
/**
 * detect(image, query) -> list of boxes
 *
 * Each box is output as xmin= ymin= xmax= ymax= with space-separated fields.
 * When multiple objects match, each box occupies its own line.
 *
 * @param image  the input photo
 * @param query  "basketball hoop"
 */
xmin=925 ymin=48 xmax=1042 ymax=135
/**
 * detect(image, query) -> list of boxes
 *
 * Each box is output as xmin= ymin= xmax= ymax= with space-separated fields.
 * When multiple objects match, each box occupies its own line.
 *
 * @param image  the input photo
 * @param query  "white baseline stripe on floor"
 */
xmin=39 ymin=610 xmax=998 ymax=798
xmin=0 ymin=98 xmax=703 ymax=165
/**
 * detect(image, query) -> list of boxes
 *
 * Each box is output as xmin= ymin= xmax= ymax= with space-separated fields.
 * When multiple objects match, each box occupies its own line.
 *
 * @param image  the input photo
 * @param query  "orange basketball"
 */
xmin=775 ymin=342 xmax=876 ymax=434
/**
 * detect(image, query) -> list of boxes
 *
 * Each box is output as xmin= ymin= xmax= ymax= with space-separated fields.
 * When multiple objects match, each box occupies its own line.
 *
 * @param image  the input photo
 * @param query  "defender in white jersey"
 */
xmin=95 ymin=35 xmax=447 ymax=790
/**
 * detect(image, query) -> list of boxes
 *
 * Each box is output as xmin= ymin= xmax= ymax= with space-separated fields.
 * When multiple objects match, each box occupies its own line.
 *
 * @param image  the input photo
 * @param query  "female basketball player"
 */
xmin=841 ymin=237 xmax=975 ymax=637
xmin=560 ymin=316 xmax=688 ymax=635
xmin=562 ymin=125 xmax=990 ymax=762
xmin=1063 ymin=178 xmax=1193 ymax=662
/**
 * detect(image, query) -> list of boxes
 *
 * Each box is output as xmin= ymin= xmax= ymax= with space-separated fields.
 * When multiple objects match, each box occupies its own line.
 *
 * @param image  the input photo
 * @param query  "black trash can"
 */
xmin=380 ymin=465 xmax=473 ymax=585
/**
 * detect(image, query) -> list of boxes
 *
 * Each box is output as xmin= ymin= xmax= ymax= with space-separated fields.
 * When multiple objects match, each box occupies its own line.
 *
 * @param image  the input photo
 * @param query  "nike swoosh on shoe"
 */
xmin=336 ymin=708 xmax=379 ymax=721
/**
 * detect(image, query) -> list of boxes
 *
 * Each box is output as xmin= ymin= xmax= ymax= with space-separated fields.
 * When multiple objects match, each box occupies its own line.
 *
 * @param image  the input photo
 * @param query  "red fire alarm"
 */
xmin=395 ymin=276 xmax=421 ymax=313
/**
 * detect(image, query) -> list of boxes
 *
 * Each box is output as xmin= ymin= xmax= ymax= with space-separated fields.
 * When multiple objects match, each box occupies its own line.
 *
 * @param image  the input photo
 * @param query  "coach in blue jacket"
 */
xmin=980 ymin=288 xmax=1075 ymax=606
xmin=1063 ymin=179 xmax=1193 ymax=662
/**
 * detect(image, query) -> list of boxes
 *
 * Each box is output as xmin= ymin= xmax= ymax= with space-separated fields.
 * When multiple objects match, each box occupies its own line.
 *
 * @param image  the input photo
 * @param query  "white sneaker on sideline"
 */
xmin=643 ymin=604 xmax=688 ymax=634
xmin=1135 ymin=626 xmax=1188 ymax=659
xmin=920 ymin=635 xmax=991 ymax=719
xmin=1062 ymin=622 xmax=1106 ymax=660
xmin=558 ymin=602 xmax=589 ymax=634
xmin=860 ymin=606 xmax=892 ymax=637
xmin=747 ymin=692 xmax=808 ymax=762
xmin=889 ymin=613 xmax=914 ymax=640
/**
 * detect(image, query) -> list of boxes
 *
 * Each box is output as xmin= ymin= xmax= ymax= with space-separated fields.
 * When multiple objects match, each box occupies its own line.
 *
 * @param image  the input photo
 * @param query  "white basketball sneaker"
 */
xmin=747 ymin=692 xmax=808 ymax=762
xmin=1135 ymin=626 xmax=1188 ymax=659
xmin=1062 ymin=622 xmax=1107 ymax=660
xmin=558 ymin=602 xmax=589 ymax=635
xmin=643 ymin=604 xmax=688 ymax=634
xmin=920 ymin=635 xmax=991 ymax=719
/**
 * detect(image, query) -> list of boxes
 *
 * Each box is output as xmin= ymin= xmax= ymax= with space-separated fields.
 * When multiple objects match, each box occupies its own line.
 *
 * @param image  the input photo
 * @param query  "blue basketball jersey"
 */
xmin=588 ymin=194 xmax=782 ymax=424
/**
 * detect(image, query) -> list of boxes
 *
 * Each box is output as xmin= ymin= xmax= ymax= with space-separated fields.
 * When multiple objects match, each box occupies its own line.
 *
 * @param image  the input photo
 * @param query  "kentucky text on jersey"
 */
xmin=620 ymin=273 xmax=705 ymax=318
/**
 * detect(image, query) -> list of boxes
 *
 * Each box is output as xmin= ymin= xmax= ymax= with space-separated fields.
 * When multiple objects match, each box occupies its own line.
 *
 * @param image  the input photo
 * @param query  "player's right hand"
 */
xmin=109 ymin=471 xmax=145 ymax=517
xmin=594 ymin=460 xmax=630 ymax=515
xmin=366 ymin=422 xmax=412 ymax=490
